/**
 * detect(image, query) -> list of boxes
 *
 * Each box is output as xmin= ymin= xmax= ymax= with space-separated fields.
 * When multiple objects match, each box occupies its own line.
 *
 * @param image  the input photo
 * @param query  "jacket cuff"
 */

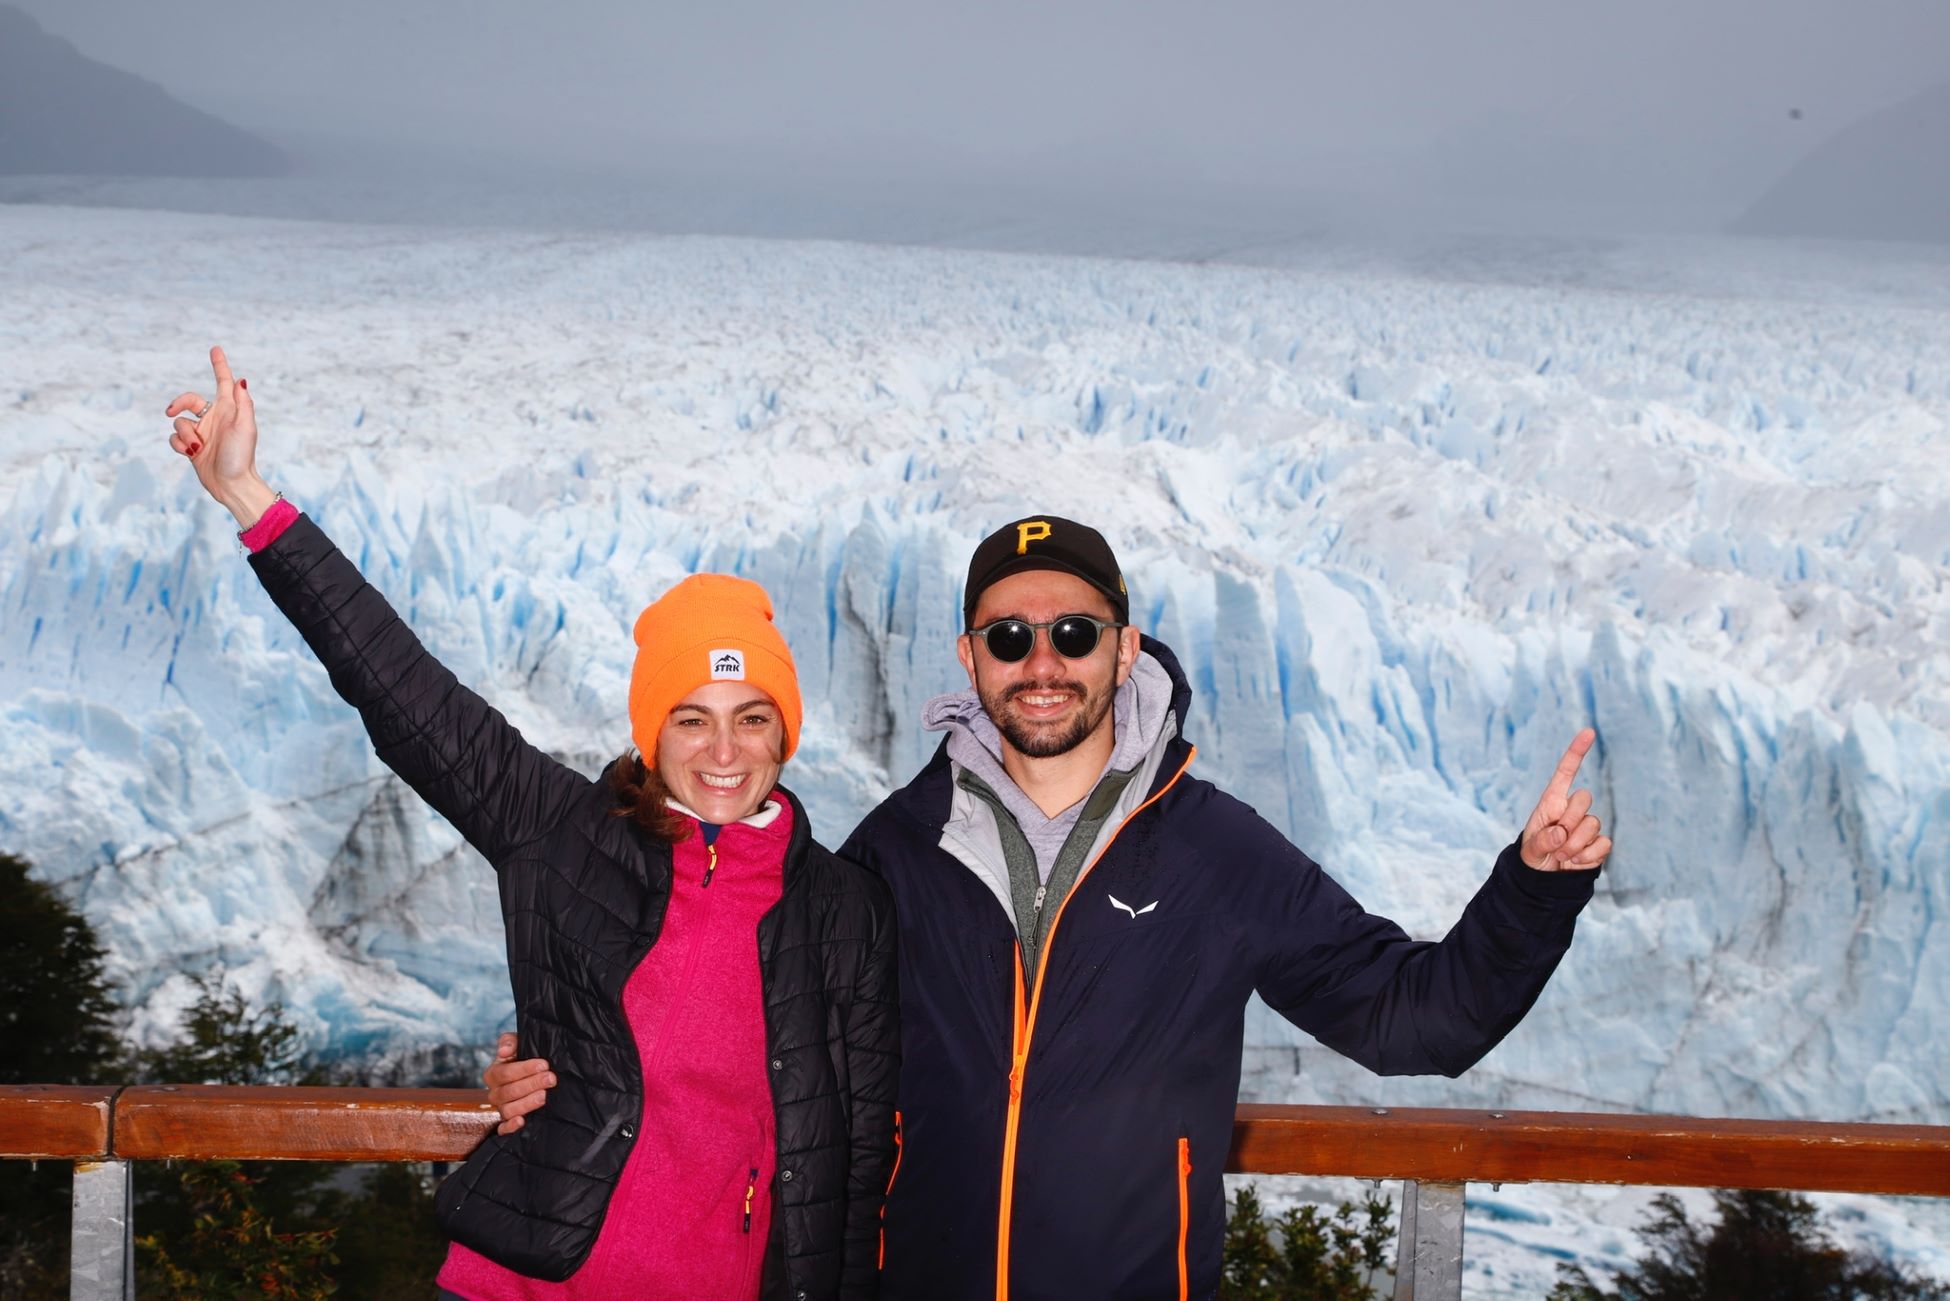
xmin=1492 ymin=838 xmax=1600 ymax=905
xmin=239 ymin=497 xmax=300 ymax=552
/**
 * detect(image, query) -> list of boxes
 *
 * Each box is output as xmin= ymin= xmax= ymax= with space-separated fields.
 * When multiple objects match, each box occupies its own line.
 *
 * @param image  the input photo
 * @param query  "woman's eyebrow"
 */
xmin=668 ymin=700 xmax=775 ymax=716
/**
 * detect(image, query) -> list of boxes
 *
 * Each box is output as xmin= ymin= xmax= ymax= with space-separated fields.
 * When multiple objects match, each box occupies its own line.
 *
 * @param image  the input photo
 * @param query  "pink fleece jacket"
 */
xmin=437 ymin=804 xmax=790 ymax=1300
xmin=247 ymin=507 xmax=789 ymax=1299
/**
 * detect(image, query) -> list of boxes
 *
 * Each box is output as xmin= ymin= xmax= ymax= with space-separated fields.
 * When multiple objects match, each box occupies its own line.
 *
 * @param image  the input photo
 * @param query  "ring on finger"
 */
xmin=184 ymin=400 xmax=210 ymax=423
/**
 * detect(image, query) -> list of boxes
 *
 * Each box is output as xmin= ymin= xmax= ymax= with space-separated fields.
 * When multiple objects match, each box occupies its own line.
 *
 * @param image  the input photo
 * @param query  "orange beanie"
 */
xmin=628 ymin=574 xmax=803 ymax=762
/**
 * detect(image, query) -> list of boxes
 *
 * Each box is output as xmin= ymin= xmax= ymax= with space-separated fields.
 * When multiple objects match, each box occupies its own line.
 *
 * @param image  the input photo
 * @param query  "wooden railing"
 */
xmin=6 ymin=1086 xmax=1948 ymax=1300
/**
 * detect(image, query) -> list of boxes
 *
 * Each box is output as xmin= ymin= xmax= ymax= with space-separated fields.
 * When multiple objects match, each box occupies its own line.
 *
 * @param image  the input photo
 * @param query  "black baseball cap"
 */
xmin=963 ymin=515 xmax=1129 ymax=627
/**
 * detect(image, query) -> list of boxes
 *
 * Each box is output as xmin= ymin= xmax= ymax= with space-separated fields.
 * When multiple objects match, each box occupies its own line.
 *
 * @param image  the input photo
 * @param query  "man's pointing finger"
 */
xmin=1545 ymin=729 xmax=1596 ymax=802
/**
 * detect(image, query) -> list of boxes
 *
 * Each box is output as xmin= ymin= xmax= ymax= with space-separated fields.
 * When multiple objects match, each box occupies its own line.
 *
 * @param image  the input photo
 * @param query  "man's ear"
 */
xmin=1113 ymin=625 xmax=1140 ymax=686
xmin=956 ymin=632 xmax=979 ymax=688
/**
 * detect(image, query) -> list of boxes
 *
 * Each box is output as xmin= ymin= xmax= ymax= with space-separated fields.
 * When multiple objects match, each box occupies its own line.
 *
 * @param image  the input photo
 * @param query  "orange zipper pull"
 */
xmin=880 ymin=1112 xmax=903 ymax=1269
xmin=743 ymin=1166 xmax=757 ymax=1232
xmin=703 ymin=843 xmax=718 ymax=888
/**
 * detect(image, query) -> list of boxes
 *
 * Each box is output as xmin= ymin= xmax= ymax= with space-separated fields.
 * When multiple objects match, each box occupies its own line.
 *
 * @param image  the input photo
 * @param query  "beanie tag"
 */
xmin=710 ymin=649 xmax=747 ymax=680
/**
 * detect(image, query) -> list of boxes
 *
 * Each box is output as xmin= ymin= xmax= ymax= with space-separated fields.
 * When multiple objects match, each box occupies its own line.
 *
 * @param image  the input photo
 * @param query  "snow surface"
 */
xmin=3 ymin=203 xmax=1947 ymax=1288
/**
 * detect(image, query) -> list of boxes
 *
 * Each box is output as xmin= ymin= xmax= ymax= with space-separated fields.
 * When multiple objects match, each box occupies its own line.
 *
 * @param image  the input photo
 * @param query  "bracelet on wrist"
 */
xmin=236 ymin=491 xmax=291 ymax=553
xmin=238 ymin=490 xmax=286 ymax=536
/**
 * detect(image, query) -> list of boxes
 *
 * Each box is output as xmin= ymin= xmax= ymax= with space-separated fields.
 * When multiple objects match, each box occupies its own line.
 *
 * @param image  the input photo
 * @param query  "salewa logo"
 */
xmin=1108 ymin=894 xmax=1158 ymax=919
xmin=710 ymin=649 xmax=746 ymax=680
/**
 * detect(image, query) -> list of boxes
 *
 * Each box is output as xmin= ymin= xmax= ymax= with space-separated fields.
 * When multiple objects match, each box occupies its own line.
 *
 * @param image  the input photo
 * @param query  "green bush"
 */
xmin=0 ymin=853 xmax=125 ymax=1087
xmin=131 ymin=968 xmax=339 ymax=1291
xmin=131 ymin=972 xmax=449 ymax=1295
xmin=136 ymin=969 xmax=306 ymax=1087
xmin=1221 ymin=1182 xmax=1395 ymax=1300
xmin=1549 ymin=1189 xmax=1948 ymax=1301
xmin=0 ymin=850 xmax=450 ymax=1297
xmin=315 ymin=1163 xmax=449 ymax=1296
xmin=137 ymin=1161 xmax=338 ymax=1300
xmin=0 ymin=852 xmax=130 ymax=1299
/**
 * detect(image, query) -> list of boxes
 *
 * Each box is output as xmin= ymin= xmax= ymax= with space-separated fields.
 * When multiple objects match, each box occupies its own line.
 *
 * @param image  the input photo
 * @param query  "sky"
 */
xmin=13 ymin=0 xmax=1950 ymax=232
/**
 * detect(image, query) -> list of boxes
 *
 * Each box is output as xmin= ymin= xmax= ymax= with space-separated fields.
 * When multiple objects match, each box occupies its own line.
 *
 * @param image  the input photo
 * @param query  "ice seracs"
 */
xmin=1 ymin=202 xmax=1946 ymax=1284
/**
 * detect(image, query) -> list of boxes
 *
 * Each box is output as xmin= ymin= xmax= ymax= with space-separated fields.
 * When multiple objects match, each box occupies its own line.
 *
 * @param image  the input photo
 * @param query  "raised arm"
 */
xmin=169 ymin=346 xmax=586 ymax=865
xmin=1251 ymin=733 xmax=1606 ymax=1078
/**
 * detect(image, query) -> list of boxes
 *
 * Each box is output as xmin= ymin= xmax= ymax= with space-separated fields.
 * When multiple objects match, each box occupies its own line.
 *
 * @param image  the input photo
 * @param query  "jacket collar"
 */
xmin=772 ymin=783 xmax=819 ymax=893
xmin=664 ymin=796 xmax=786 ymax=830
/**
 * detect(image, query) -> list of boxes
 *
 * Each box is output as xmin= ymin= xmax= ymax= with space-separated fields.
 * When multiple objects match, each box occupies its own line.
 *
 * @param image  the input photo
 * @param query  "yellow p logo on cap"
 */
xmin=1016 ymin=520 xmax=1052 ymax=554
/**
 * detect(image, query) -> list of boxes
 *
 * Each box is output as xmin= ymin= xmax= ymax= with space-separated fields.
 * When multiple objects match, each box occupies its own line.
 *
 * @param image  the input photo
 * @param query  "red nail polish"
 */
xmin=239 ymin=378 xmax=248 ymax=391
xmin=188 ymin=442 xmax=201 ymax=455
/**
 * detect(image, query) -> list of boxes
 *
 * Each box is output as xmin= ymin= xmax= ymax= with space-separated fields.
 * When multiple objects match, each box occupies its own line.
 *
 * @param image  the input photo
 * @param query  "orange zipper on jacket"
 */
xmin=879 ymin=1110 xmax=903 ymax=1268
xmin=992 ymin=745 xmax=1196 ymax=1301
xmin=1176 ymin=1137 xmax=1192 ymax=1300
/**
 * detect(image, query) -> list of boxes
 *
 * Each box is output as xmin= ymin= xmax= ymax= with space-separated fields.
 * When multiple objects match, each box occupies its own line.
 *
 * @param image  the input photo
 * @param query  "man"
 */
xmin=487 ymin=516 xmax=1609 ymax=1300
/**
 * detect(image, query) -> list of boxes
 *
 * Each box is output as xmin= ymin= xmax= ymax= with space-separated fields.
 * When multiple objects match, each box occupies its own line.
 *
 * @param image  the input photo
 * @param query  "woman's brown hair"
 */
xmin=607 ymin=751 xmax=693 ymax=844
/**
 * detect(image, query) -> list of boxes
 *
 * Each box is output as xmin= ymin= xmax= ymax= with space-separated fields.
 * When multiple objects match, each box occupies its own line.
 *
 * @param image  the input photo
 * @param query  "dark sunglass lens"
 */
xmin=1049 ymin=617 xmax=1104 ymax=658
xmin=984 ymin=621 xmax=1036 ymax=662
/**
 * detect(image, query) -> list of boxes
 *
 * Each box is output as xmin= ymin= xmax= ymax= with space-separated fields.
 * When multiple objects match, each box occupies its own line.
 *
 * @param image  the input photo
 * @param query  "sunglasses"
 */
xmin=966 ymin=614 xmax=1125 ymax=663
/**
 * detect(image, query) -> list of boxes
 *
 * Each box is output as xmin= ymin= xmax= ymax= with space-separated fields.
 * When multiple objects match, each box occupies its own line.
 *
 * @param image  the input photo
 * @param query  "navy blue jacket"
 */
xmin=839 ymin=637 xmax=1596 ymax=1301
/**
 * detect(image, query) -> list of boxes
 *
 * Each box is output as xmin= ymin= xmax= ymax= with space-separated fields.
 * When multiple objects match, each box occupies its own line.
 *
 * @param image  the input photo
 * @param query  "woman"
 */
xmin=167 ymin=347 xmax=898 ymax=1300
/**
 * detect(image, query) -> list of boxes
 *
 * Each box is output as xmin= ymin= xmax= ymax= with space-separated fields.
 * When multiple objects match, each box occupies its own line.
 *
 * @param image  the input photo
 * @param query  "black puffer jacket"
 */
xmin=250 ymin=514 xmax=899 ymax=1298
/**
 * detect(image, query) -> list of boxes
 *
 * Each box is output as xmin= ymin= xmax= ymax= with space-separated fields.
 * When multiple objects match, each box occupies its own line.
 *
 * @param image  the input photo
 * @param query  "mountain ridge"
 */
xmin=1733 ymin=82 xmax=1950 ymax=244
xmin=0 ymin=4 xmax=285 ymax=178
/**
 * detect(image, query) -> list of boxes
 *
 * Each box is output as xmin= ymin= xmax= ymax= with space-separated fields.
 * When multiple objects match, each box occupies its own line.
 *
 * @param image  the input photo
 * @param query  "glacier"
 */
xmin=2 ymin=203 xmax=1947 ymax=1286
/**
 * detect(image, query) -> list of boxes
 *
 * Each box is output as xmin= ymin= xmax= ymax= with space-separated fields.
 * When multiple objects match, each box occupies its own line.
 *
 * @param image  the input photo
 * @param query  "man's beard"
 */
xmin=980 ymin=674 xmax=1116 ymax=759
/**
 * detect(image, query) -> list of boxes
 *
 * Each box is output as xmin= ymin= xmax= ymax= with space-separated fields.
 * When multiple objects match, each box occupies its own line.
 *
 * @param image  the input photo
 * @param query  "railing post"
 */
xmin=70 ymin=1159 xmax=133 ymax=1301
xmin=1393 ymin=1179 xmax=1465 ymax=1301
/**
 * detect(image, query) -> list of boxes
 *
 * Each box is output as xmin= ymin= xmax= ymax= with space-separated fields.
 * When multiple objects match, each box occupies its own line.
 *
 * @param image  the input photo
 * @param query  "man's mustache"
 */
xmin=1002 ymin=680 xmax=1090 ymax=704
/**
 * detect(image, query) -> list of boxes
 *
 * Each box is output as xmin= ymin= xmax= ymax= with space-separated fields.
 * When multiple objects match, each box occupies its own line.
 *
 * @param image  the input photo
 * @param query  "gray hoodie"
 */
xmin=920 ymin=651 xmax=1178 ymax=986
